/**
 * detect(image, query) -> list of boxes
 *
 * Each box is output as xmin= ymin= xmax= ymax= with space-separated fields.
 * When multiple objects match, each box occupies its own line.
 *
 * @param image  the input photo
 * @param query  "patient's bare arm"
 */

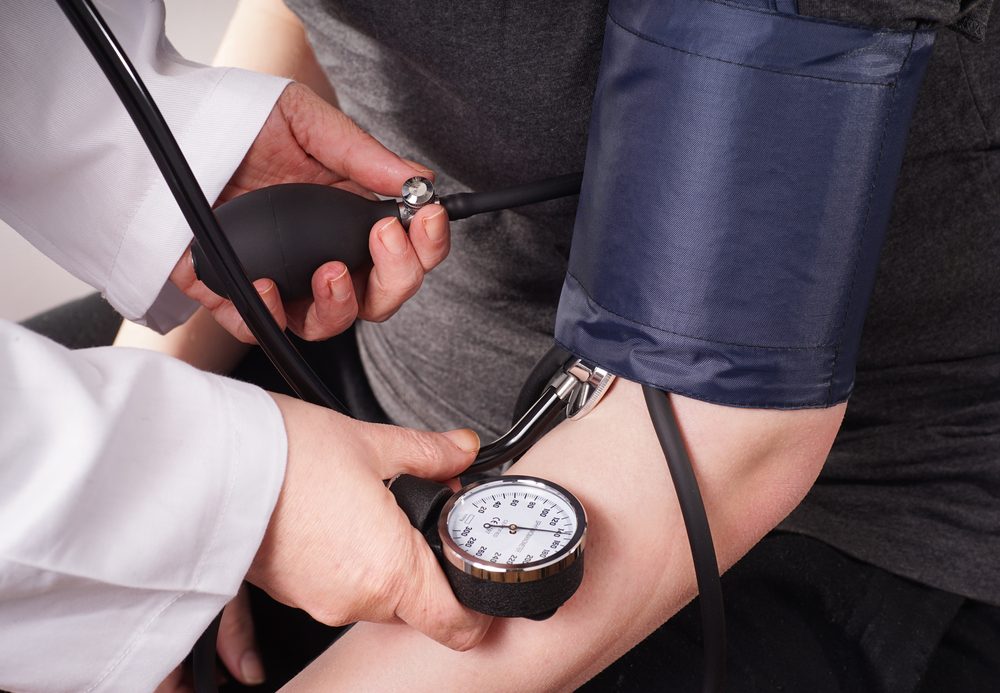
xmin=285 ymin=379 xmax=844 ymax=691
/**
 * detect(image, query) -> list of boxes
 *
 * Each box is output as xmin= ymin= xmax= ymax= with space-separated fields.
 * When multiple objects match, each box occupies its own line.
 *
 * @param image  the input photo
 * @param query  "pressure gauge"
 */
xmin=389 ymin=474 xmax=587 ymax=619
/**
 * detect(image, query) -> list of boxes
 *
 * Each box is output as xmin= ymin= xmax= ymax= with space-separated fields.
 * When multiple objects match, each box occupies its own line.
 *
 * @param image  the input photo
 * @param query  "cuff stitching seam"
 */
xmin=607 ymin=10 xmax=900 ymax=88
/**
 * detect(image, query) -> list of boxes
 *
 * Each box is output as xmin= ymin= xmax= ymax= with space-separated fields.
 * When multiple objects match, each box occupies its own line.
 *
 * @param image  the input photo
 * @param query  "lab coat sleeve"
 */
xmin=0 ymin=319 xmax=288 ymax=693
xmin=0 ymin=0 xmax=290 ymax=333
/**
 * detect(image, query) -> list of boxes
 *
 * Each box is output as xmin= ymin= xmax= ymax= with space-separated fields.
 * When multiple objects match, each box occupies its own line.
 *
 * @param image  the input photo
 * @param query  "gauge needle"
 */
xmin=483 ymin=522 xmax=566 ymax=534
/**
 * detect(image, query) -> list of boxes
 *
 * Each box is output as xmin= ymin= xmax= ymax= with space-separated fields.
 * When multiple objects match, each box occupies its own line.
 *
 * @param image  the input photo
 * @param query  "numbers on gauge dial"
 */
xmin=446 ymin=483 xmax=578 ymax=565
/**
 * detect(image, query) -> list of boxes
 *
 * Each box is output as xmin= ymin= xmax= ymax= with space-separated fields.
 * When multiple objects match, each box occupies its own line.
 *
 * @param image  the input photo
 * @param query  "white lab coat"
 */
xmin=0 ymin=2 xmax=291 ymax=691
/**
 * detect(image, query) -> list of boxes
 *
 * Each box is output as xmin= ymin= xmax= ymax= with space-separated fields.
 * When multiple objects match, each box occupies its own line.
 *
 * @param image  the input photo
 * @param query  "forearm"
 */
xmin=286 ymin=380 xmax=844 ymax=691
xmin=114 ymin=306 xmax=248 ymax=373
xmin=215 ymin=0 xmax=337 ymax=104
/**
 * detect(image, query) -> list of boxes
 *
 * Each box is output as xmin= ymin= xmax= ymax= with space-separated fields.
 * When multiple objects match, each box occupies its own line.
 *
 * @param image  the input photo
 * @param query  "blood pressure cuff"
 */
xmin=554 ymin=0 xmax=936 ymax=408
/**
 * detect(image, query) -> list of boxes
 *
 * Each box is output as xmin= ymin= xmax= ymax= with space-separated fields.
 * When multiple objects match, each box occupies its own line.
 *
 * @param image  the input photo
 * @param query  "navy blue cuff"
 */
xmin=555 ymin=0 xmax=935 ymax=408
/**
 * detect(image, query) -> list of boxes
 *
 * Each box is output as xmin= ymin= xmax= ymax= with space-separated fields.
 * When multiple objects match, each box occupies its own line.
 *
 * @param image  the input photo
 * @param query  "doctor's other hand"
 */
xmin=169 ymin=82 xmax=452 ymax=343
xmin=154 ymin=585 xmax=261 ymax=692
xmin=247 ymin=394 xmax=492 ymax=650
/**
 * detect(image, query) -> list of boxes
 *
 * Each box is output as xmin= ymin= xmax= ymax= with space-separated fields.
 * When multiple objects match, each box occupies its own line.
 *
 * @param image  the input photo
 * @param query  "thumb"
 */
xmin=364 ymin=423 xmax=480 ymax=481
xmin=394 ymin=527 xmax=493 ymax=651
xmin=216 ymin=586 xmax=264 ymax=686
xmin=282 ymin=84 xmax=423 ymax=197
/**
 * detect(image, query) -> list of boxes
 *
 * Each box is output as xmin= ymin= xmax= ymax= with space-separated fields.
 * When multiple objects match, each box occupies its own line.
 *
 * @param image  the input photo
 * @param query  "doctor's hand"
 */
xmin=169 ymin=82 xmax=452 ymax=343
xmin=246 ymin=394 xmax=492 ymax=650
xmin=154 ymin=585 xmax=262 ymax=692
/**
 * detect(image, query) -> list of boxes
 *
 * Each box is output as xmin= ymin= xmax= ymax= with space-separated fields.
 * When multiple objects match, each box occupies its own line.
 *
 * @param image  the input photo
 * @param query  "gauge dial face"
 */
xmin=440 ymin=476 xmax=585 ymax=572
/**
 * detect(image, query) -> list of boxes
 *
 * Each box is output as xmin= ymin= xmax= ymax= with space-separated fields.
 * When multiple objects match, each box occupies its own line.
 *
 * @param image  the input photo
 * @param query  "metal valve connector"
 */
xmin=397 ymin=176 xmax=438 ymax=227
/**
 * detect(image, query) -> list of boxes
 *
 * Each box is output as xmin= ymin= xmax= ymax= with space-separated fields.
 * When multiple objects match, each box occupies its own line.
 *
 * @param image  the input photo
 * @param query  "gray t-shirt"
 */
xmin=285 ymin=0 xmax=1000 ymax=604
xmin=286 ymin=0 xmax=606 ymax=436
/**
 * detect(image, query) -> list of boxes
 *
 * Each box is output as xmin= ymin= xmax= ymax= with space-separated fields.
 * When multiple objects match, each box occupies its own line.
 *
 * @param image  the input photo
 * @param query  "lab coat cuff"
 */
xmin=189 ymin=376 xmax=287 ymax=598
xmin=110 ymin=67 xmax=291 ymax=333
xmin=103 ymin=378 xmax=287 ymax=692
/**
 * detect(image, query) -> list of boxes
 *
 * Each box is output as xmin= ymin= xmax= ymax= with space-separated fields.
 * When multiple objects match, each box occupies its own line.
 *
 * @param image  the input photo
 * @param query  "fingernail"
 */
xmin=240 ymin=650 xmax=265 ymax=685
xmin=404 ymin=161 xmax=435 ymax=179
xmin=423 ymin=206 xmax=447 ymax=243
xmin=255 ymin=279 xmax=274 ymax=296
xmin=329 ymin=266 xmax=351 ymax=302
xmin=378 ymin=220 xmax=408 ymax=256
xmin=443 ymin=428 xmax=480 ymax=454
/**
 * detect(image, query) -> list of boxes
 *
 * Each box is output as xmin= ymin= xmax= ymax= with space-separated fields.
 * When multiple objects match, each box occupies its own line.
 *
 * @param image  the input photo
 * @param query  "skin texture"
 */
xmin=116 ymin=304 xmax=246 ymax=375
xmin=284 ymin=382 xmax=845 ymax=692
xmin=212 ymin=0 xmax=340 ymax=107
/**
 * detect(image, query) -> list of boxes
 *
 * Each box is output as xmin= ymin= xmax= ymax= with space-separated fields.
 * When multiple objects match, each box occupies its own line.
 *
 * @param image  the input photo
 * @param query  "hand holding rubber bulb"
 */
xmin=188 ymin=172 xmax=583 ymax=310
xmin=169 ymin=82 xmax=450 ymax=343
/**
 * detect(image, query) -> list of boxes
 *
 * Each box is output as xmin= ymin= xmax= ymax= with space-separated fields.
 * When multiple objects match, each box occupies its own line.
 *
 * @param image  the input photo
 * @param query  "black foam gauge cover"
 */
xmin=389 ymin=474 xmax=582 ymax=620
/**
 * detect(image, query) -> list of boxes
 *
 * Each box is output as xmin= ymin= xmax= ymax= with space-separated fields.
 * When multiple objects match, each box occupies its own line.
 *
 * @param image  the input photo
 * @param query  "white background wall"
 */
xmin=0 ymin=0 xmax=239 ymax=321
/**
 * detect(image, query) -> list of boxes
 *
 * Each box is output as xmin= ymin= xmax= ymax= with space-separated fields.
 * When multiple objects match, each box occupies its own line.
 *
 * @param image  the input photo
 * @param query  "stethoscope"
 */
xmin=54 ymin=1 xmax=726 ymax=691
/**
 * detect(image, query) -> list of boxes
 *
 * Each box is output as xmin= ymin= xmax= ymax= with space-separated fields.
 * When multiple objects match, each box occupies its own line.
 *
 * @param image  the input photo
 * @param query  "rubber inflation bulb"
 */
xmin=191 ymin=184 xmax=400 ymax=300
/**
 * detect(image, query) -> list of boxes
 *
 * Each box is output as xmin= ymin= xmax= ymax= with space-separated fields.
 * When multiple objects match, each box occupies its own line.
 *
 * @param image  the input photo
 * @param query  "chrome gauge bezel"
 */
xmin=437 ymin=475 xmax=587 ymax=584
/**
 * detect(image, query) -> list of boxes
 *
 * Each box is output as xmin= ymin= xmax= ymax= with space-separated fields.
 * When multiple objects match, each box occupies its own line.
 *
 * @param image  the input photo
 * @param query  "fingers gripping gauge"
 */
xmin=389 ymin=474 xmax=587 ymax=620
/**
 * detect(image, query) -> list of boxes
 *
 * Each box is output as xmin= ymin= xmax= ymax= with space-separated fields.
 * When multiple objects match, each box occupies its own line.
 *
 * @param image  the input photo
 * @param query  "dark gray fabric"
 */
xmin=284 ymin=0 xmax=1000 ymax=605
xmin=781 ymin=22 xmax=1000 ymax=606
xmin=20 ymin=293 xmax=122 ymax=349
xmin=582 ymin=533 xmax=1000 ymax=693
xmin=799 ymin=0 xmax=994 ymax=40
xmin=284 ymin=0 xmax=606 ymax=436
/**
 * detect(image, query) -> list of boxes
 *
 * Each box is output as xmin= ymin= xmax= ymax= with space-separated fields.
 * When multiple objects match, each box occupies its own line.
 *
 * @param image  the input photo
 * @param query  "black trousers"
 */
xmin=582 ymin=532 xmax=1000 ymax=693
xmin=22 ymin=295 xmax=1000 ymax=692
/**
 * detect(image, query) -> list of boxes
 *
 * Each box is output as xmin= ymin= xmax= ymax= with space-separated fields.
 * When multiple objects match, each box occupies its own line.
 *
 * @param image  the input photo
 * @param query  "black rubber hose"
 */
xmin=642 ymin=386 xmax=727 ymax=693
xmin=470 ymin=385 xmax=568 ymax=472
xmin=55 ymin=0 xmax=347 ymax=415
xmin=440 ymin=173 xmax=583 ymax=220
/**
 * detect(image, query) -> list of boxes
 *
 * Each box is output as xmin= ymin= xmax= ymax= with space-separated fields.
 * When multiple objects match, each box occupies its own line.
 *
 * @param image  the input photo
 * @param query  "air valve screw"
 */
xmin=401 ymin=176 xmax=436 ymax=207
